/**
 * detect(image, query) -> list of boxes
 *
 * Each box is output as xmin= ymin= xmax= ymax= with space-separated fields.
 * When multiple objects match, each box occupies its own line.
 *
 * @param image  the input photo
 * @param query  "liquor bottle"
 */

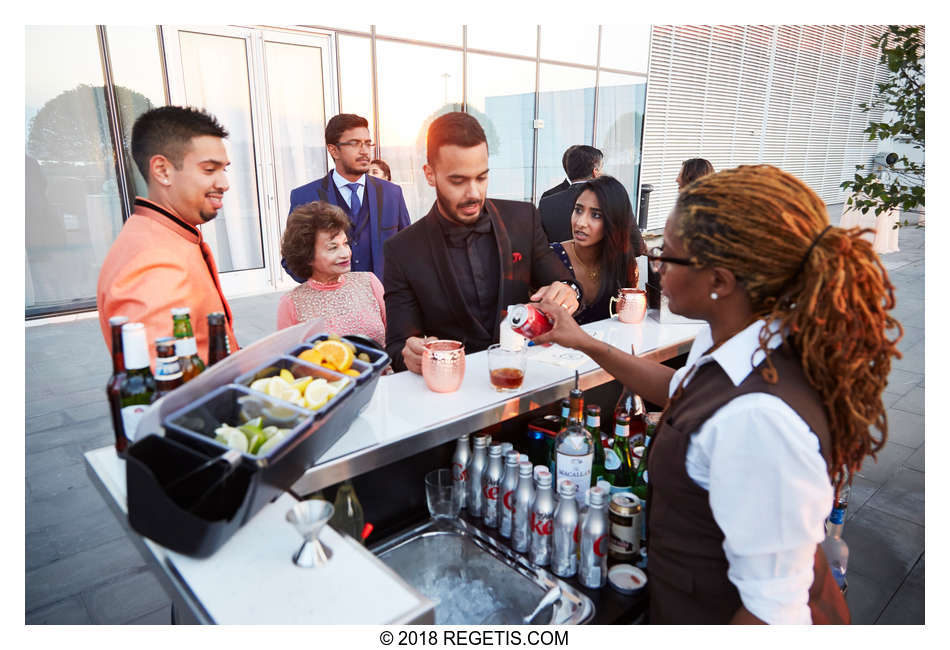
xmin=499 ymin=450 xmax=521 ymax=538
xmin=106 ymin=315 xmax=129 ymax=455
xmin=154 ymin=337 xmax=184 ymax=399
xmin=207 ymin=311 xmax=230 ymax=365
xmin=529 ymin=467 xmax=555 ymax=566
xmin=555 ymin=372 xmax=593 ymax=506
xmin=615 ymin=387 xmax=647 ymax=448
xmin=172 ymin=307 xmax=205 ymax=382
xmin=118 ymin=323 xmax=156 ymax=445
xmin=468 ymin=434 xmax=490 ymax=518
xmin=558 ymin=398 xmax=571 ymax=429
xmin=578 ymin=486 xmax=609 ymax=589
xmin=482 ymin=444 xmax=504 ymax=529
xmin=608 ymin=415 xmax=634 ymax=493
xmin=452 ymin=434 xmax=471 ymax=511
xmin=822 ymin=482 xmax=851 ymax=593
xmin=330 ymin=480 xmax=365 ymax=542
xmin=588 ymin=405 xmax=609 ymax=487
xmin=551 ymin=479 xmax=579 ymax=578
xmin=511 ymin=460 xmax=536 ymax=553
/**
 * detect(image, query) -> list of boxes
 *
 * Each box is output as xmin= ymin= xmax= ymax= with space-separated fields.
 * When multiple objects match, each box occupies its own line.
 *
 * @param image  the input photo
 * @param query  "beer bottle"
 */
xmin=154 ymin=337 xmax=184 ymax=399
xmin=587 ymin=405 xmax=608 ymax=487
xmin=609 ymin=415 xmax=634 ymax=493
xmin=330 ymin=480 xmax=365 ymax=542
xmin=207 ymin=312 xmax=230 ymax=366
xmin=172 ymin=307 xmax=205 ymax=381
xmin=615 ymin=386 xmax=647 ymax=447
xmin=118 ymin=323 xmax=156 ymax=445
xmin=106 ymin=315 xmax=129 ymax=455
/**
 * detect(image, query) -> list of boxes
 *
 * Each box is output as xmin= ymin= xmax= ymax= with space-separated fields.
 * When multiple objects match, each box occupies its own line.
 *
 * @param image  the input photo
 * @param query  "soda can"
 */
xmin=499 ymin=450 xmax=521 ymax=538
xmin=579 ymin=486 xmax=609 ymax=588
xmin=529 ymin=468 xmax=555 ymax=566
xmin=452 ymin=434 xmax=471 ymax=510
xmin=468 ymin=434 xmax=490 ymax=517
xmin=512 ymin=460 xmax=535 ymax=553
xmin=509 ymin=304 xmax=553 ymax=339
xmin=482 ymin=444 xmax=504 ymax=528
xmin=608 ymin=492 xmax=642 ymax=561
xmin=551 ymin=480 xmax=579 ymax=578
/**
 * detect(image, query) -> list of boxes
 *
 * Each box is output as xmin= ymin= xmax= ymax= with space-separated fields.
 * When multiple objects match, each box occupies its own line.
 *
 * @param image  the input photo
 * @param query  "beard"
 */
xmin=340 ymin=157 xmax=371 ymax=177
xmin=436 ymin=193 xmax=483 ymax=225
xmin=199 ymin=209 xmax=219 ymax=223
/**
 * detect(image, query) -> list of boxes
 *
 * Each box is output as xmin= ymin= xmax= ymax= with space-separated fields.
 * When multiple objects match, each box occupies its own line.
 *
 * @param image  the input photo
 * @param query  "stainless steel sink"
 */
xmin=371 ymin=518 xmax=595 ymax=625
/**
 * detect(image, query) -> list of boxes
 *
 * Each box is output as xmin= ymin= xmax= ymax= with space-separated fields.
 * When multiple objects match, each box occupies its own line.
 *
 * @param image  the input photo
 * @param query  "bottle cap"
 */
xmin=171 ymin=307 xmax=191 ymax=317
xmin=519 ymin=460 xmax=534 ymax=475
xmin=589 ymin=486 xmax=606 ymax=506
xmin=473 ymin=434 xmax=490 ymax=447
xmin=109 ymin=315 xmax=129 ymax=326
xmin=207 ymin=312 xmax=225 ymax=325
xmin=557 ymin=479 xmax=577 ymax=496
xmin=488 ymin=443 xmax=503 ymax=456
xmin=505 ymin=450 xmax=521 ymax=465
xmin=607 ymin=564 xmax=647 ymax=595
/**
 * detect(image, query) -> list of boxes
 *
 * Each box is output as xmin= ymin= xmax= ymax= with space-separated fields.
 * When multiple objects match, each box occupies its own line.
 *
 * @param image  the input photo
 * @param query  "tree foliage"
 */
xmin=840 ymin=26 xmax=924 ymax=220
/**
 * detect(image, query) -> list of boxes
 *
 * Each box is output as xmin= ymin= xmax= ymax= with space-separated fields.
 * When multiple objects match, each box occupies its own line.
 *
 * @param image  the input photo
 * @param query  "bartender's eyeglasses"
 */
xmin=648 ymin=247 xmax=694 ymax=273
xmin=336 ymin=139 xmax=375 ymax=150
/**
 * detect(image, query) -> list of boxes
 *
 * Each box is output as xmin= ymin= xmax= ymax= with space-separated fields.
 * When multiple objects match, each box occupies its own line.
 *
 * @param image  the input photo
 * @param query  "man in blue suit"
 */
xmin=284 ymin=113 xmax=411 ymax=282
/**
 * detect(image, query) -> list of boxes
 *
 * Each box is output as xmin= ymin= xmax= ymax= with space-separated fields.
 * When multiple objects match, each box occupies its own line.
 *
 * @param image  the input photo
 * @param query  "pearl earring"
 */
xmin=710 ymin=292 xmax=719 ymax=300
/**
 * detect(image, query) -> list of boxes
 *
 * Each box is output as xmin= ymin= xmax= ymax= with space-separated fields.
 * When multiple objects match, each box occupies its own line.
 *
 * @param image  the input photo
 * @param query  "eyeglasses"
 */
xmin=647 ymin=246 xmax=694 ymax=273
xmin=336 ymin=139 xmax=375 ymax=150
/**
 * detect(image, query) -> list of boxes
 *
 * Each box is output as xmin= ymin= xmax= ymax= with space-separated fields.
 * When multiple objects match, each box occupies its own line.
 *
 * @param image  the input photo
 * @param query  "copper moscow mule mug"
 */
xmin=609 ymin=288 xmax=647 ymax=324
xmin=421 ymin=339 xmax=466 ymax=393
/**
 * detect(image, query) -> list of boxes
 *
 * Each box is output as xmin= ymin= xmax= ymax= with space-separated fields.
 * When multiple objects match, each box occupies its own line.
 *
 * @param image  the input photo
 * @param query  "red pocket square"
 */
xmin=512 ymin=252 xmax=523 ymax=263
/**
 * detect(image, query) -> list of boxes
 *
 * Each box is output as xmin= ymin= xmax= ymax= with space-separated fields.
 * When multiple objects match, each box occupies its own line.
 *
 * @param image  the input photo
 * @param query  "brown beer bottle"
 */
xmin=154 ymin=337 xmax=184 ymax=398
xmin=207 ymin=312 xmax=230 ymax=366
xmin=106 ymin=315 xmax=129 ymax=455
xmin=171 ymin=307 xmax=205 ymax=382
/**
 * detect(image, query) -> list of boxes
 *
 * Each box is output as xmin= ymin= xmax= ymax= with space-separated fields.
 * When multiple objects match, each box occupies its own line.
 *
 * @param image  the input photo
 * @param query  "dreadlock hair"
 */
xmin=674 ymin=164 xmax=903 ymax=491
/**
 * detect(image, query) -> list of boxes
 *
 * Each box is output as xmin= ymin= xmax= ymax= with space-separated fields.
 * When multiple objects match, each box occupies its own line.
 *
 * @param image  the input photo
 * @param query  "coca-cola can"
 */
xmin=468 ymin=434 xmax=490 ymax=517
xmin=579 ymin=486 xmax=609 ymax=588
xmin=499 ymin=450 xmax=521 ymax=538
xmin=452 ymin=434 xmax=471 ymax=510
xmin=551 ymin=480 xmax=579 ymax=578
xmin=509 ymin=304 xmax=553 ymax=339
xmin=482 ymin=444 xmax=504 ymax=528
xmin=529 ymin=468 xmax=555 ymax=566
xmin=512 ymin=460 xmax=535 ymax=553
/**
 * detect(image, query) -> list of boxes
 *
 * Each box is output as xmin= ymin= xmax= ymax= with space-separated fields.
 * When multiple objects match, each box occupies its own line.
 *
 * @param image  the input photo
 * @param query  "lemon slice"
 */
xmin=293 ymin=375 xmax=314 ymax=394
xmin=250 ymin=378 xmax=271 ymax=393
xmin=279 ymin=368 xmax=295 ymax=383
xmin=221 ymin=428 xmax=248 ymax=453
xmin=266 ymin=377 xmax=300 ymax=402
xmin=304 ymin=378 xmax=335 ymax=410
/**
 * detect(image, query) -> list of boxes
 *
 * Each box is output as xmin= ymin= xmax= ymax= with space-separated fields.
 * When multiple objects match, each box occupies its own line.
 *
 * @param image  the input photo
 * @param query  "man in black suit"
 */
xmin=539 ymin=145 xmax=604 ymax=243
xmin=538 ymin=145 xmax=579 ymax=201
xmin=383 ymin=112 xmax=581 ymax=374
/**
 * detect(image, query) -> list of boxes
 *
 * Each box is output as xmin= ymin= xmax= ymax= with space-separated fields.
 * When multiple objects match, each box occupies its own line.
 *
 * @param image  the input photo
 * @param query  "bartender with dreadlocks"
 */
xmin=529 ymin=165 xmax=901 ymax=624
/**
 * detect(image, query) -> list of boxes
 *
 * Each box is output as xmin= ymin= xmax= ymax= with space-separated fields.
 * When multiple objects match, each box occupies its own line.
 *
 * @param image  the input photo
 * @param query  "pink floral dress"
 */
xmin=276 ymin=272 xmax=387 ymax=346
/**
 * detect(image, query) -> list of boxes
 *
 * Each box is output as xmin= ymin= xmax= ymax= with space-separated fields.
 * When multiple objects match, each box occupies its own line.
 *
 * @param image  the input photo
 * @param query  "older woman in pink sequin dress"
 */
xmin=277 ymin=201 xmax=386 ymax=346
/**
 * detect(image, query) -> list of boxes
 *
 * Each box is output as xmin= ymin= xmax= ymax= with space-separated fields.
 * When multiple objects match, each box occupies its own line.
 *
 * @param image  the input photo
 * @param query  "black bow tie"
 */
xmin=443 ymin=214 xmax=492 ymax=248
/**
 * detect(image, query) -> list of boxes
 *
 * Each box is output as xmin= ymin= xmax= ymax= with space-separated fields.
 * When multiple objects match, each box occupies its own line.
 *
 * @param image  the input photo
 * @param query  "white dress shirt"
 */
xmin=668 ymin=320 xmax=833 ymax=624
xmin=331 ymin=169 xmax=366 ymax=212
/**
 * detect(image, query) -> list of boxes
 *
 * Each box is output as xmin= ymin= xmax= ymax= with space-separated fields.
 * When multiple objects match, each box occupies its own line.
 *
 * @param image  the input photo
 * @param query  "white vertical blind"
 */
xmin=639 ymin=25 xmax=899 ymax=231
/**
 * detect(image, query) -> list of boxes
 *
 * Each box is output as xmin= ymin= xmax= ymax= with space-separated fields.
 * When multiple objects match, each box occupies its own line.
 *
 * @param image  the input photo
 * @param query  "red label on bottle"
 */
xmin=531 ymin=513 xmax=553 ymax=535
xmin=503 ymin=490 xmax=515 ymax=511
xmin=574 ymin=523 xmax=581 ymax=544
xmin=452 ymin=463 xmax=468 ymax=481
xmin=484 ymin=485 xmax=500 ymax=500
xmin=594 ymin=534 xmax=608 ymax=557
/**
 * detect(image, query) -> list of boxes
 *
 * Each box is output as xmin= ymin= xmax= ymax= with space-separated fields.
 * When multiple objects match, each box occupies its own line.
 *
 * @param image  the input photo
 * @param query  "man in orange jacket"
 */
xmin=97 ymin=106 xmax=238 ymax=367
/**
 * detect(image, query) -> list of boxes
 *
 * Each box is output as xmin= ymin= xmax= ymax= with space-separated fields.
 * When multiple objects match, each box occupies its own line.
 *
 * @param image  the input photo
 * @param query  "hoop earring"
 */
xmin=710 ymin=292 xmax=719 ymax=301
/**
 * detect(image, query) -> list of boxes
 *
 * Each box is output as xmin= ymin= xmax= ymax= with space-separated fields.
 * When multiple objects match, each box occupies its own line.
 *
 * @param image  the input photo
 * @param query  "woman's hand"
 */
xmin=529 ymin=298 xmax=593 ymax=351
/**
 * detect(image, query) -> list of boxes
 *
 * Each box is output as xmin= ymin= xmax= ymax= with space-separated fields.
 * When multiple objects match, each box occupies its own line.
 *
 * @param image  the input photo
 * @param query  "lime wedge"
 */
xmin=257 ymin=431 xmax=287 ymax=456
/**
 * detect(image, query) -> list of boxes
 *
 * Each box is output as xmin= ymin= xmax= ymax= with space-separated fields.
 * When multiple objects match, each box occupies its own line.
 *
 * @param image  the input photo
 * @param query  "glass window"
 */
xmin=539 ymin=25 xmax=598 ymax=65
xmin=104 ymin=26 xmax=166 ymax=198
xmin=178 ymin=31 xmax=264 ymax=273
xmin=535 ymin=63 xmax=596 ymax=200
xmin=375 ymin=41 xmax=463 ymax=221
xmin=375 ymin=26 xmax=462 ymax=47
xmin=466 ymin=53 xmax=536 ymax=202
xmin=599 ymin=24 xmax=652 ymax=72
xmin=25 ymin=26 xmax=123 ymax=314
xmin=596 ymin=71 xmax=648 ymax=215
xmin=466 ymin=25 xmax=537 ymax=58
xmin=337 ymin=34 xmax=375 ymax=137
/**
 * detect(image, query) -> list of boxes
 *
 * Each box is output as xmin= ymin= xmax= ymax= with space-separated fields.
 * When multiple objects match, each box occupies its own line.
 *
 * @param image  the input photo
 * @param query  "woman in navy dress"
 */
xmin=550 ymin=175 xmax=645 ymax=324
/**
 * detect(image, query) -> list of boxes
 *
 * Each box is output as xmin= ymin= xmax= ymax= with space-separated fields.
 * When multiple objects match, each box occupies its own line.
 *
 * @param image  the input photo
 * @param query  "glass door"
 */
xmin=162 ymin=26 xmax=336 ymax=296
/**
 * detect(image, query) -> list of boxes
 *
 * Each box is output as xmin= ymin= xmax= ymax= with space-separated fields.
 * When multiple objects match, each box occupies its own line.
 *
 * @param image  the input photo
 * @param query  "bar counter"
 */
xmin=84 ymin=312 xmax=703 ymax=624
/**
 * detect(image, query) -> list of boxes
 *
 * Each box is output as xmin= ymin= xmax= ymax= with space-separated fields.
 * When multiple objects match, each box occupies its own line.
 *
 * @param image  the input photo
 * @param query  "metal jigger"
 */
xmin=286 ymin=500 xmax=335 ymax=568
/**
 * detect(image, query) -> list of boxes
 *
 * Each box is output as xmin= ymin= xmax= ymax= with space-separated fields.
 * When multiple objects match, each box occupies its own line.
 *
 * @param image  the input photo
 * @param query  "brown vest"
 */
xmin=646 ymin=345 xmax=850 ymax=624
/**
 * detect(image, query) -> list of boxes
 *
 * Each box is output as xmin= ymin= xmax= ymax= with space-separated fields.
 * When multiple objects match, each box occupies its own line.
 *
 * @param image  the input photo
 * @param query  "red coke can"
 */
xmin=509 ymin=304 xmax=553 ymax=339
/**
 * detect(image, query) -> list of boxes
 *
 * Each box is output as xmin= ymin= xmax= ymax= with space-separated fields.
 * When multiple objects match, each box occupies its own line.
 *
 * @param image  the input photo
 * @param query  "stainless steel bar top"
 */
xmin=290 ymin=312 xmax=703 ymax=496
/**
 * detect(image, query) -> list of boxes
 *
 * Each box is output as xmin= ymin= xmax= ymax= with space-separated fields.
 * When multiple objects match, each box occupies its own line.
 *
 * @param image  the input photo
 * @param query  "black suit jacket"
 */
xmin=383 ymin=198 xmax=572 ymax=371
xmin=539 ymin=179 xmax=570 ymax=202
xmin=539 ymin=183 xmax=583 ymax=243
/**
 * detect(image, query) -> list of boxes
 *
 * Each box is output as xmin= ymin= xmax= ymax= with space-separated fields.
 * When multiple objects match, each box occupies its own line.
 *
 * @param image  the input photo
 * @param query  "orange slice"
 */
xmin=298 ymin=348 xmax=324 ymax=366
xmin=313 ymin=340 xmax=354 ymax=372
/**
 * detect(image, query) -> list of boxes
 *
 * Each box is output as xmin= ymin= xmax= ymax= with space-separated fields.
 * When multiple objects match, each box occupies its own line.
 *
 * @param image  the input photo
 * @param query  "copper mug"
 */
xmin=609 ymin=288 xmax=647 ymax=324
xmin=421 ymin=339 xmax=466 ymax=393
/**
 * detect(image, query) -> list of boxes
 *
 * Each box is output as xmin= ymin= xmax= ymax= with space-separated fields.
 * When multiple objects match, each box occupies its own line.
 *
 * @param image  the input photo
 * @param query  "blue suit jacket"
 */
xmin=285 ymin=171 xmax=411 ymax=282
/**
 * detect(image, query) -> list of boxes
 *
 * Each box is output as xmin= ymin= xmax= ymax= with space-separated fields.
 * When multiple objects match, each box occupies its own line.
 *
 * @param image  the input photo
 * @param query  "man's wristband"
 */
xmin=564 ymin=280 xmax=583 ymax=303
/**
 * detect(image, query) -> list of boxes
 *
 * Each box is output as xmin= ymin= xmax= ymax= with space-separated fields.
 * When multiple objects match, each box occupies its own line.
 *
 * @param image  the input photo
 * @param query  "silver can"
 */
xmin=468 ymin=434 xmax=490 ymax=517
xmin=499 ymin=450 xmax=521 ymax=538
xmin=529 ymin=468 xmax=555 ymax=566
xmin=482 ymin=444 xmax=505 ymax=528
xmin=511 ymin=460 xmax=535 ymax=552
xmin=551 ymin=480 xmax=579 ymax=578
xmin=578 ymin=486 xmax=609 ymax=588
xmin=452 ymin=434 xmax=471 ymax=510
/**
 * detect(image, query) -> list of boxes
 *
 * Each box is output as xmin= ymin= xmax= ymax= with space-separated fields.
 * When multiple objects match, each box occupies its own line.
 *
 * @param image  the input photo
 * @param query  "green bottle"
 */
xmin=330 ymin=480 xmax=365 ymax=542
xmin=608 ymin=415 xmax=633 ymax=493
xmin=118 ymin=322 xmax=156 ymax=445
xmin=586 ymin=405 xmax=607 ymax=486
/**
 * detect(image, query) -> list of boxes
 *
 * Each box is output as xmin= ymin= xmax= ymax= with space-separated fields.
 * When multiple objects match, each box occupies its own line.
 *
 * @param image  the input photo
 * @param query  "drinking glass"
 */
xmin=486 ymin=344 xmax=527 ymax=392
xmin=424 ymin=468 xmax=459 ymax=518
xmin=421 ymin=339 xmax=465 ymax=393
